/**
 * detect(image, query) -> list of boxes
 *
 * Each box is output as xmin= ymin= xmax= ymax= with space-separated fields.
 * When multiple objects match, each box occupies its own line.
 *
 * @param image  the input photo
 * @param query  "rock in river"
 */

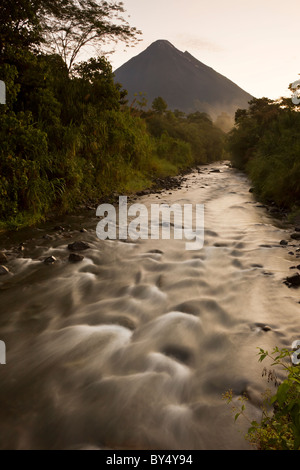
xmin=0 ymin=265 xmax=9 ymax=275
xmin=69 ymin=253 xmax=84 ymax=263
xmin=44 ymin=256 xmax=57 ymax=265
xmin=68 ymin=241 xmax=90 ymax=251
xmin=0 ymin=252 xmax=8 ymax=264
xmin=291 ymin=232 xmax=300 ymax=241
xmin=284 ymin=273 xmax=300 ymax=288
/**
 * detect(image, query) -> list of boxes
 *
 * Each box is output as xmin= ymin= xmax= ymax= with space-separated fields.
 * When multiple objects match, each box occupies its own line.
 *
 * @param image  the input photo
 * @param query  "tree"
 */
xmin=0 ymin=0 xmax=71 ymax=57
xmin=44 ymin=0 xmax=142 ymax=72
xmin=0 ymin=1 xmax=141 ymax=73
xmin=152 ymin=96 xmax=167 ymax=115
xmin=71 ymin=56 xmax=124 ymax=115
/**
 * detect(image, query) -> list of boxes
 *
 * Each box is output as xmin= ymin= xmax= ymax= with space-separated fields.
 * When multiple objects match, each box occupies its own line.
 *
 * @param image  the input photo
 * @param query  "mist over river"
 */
xmin=0 ymin=161 xmax=299 ymax=450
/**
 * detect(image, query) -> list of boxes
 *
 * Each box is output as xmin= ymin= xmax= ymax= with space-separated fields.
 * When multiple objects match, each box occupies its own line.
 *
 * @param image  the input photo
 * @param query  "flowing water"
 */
xmin=0 ymin=161 xmax=299 ymax=450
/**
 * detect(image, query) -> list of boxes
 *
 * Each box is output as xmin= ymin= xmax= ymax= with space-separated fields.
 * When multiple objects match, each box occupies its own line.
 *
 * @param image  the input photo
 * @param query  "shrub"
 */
xmin=223 ymin=346 xmax=300 ymax=450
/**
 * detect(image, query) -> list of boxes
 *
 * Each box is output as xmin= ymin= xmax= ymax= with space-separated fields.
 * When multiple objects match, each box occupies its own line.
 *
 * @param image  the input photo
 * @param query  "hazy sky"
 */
xmin=106 ymin=0 xmax=299 ymax=100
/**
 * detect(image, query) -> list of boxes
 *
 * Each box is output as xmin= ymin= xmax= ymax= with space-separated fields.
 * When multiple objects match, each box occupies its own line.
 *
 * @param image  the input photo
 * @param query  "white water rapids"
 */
xmin=0 ymin=161 xmax=299 ymax=450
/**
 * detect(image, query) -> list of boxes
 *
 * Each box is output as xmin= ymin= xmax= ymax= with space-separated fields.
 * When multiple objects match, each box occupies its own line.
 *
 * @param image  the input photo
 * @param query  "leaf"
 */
xmin=259 ymin=354 xmax=267 ymax=362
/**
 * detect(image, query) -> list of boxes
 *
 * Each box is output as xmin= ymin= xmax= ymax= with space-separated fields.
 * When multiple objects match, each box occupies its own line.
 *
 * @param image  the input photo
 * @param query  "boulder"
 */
xmin=285 ymin=273 xmax=300 ymax=287
xmin=291 ymin=232 xmax=300 ymax=240
xmin=69 ymin=253 xmax=84 ymax=263
xmin=68 ymin=241 xmax=90 ymax=251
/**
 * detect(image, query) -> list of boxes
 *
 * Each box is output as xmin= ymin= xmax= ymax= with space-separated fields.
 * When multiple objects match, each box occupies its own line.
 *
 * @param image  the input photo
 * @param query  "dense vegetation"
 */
xmin=224 ymin=346 xmax=300 ymax=450
xmin=227 ymin=96 xmax=300 ymax=217
xmin=0 ymin=1 xmax=225 ymax=230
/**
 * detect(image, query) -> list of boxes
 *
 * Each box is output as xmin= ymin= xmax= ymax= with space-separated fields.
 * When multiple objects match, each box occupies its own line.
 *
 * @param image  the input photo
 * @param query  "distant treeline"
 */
xmin=0 ymin=1 xmax=226 ymax=229
xmin=227 ymin=96 xmax=300 ymax=217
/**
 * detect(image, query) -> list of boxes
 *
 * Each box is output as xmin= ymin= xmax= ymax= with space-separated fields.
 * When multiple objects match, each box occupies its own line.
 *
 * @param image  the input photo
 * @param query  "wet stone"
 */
xmin=254 ymin=323 xmax=272 ymax=332
xmin=44 ymin=256 xmax=57 ymax=265
xmin=262 ymin=325 xmax=272 ymax=332
xmin=69 ymin=253 xmax=84 ymax=263
xmin=284 ymin=273 xmax=300 ymax=288
xmin=0 ymin=265 xmax=9 ymax=275
xmin=0 ymin=252 xmax=8 ymax=264
xmin=68 ymin=241 xmax=90 ymax=251
xmin=43 ymin=234 xmax=53 ymax=240
xmin=291 ymin=233 xmax=300 ymax=241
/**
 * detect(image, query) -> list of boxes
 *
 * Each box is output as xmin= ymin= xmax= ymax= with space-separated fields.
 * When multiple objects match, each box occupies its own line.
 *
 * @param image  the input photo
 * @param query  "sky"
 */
xmin=103 ymin=0 xmax=299 ymax=100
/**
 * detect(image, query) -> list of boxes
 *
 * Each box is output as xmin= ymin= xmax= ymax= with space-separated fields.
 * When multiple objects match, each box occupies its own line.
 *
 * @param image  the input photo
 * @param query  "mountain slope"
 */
xmin=114 ymin=40 xmax=253 ymax=119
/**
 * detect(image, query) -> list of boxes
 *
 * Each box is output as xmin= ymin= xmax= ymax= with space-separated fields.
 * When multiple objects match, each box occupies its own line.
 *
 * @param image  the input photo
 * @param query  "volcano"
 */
xmin=114 ymin=40 xmax=253 ymax=119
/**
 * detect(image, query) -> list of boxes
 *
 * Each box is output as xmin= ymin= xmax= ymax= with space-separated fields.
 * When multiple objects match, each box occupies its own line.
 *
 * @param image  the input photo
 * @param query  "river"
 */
xmin=0 ymin=161 xmax=299 ymax=450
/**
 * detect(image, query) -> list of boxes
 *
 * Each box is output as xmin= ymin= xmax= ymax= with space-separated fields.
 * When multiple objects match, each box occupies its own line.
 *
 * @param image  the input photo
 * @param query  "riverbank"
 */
xmin=0 ymin=161 xmax=300 ymax=450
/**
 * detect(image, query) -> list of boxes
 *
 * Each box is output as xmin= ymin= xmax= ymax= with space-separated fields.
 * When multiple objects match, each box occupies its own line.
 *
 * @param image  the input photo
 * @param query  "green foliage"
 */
xmin=0 ymin=2 xmax=226 ymax=229
xmin=223 ymin=346 xmax=300 ymax=450
xmin=227 ymin=96 xmax=300 ymax=211
xmin=145 ymin=108 xmax=225 ymax=165
xmin=152 ymin=96 xmax=168 ymax=115
xmin=0 ymin=111 xmax=52 ymax=219
xmin=156 ymin=132 xmax=193 ymax=167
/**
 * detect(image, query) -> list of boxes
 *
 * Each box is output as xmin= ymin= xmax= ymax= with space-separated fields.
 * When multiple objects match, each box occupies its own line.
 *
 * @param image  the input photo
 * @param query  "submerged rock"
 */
xmin=0 ymin=252 xmax=8 ymax=264
xmin=262 ymin=325 xmax=272 ymax=332
xmin=291 ymin=232 xmax=300 ymax=240
xmin=44 ymin=256 xmax=57 ymax=265
xmin=54 ymin=225 xmax=65 ymax=232
xmin=69 ymin=253 xmax=84 ymax=263
xmin=0 ymin=265 xmax=9 ymax=275
xmin=284 ymin=273 xmax=300 ymax=287
xmin=43 ymin=234 xmax=53 ymax=240
xmin=280 ymin=240 xmax=288 ymax=246
xmin=68 ymin=241 xmax=90 ymax=251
